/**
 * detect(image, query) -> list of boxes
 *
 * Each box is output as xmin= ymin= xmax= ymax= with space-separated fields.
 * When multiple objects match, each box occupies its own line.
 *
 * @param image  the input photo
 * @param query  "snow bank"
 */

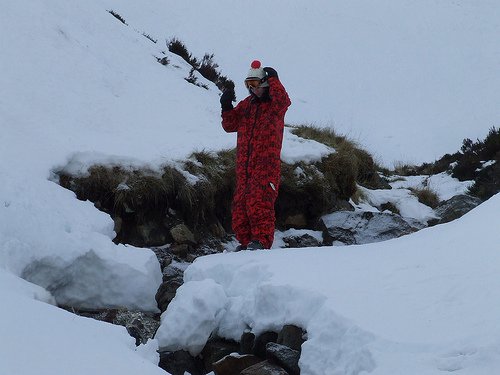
xmin=0 ymin=173 xmax=161 ymax=311
xmin=0 ymin=285 xmax=166 ymax=375
xmin=157 ymin=194 xmax=500 ymax=374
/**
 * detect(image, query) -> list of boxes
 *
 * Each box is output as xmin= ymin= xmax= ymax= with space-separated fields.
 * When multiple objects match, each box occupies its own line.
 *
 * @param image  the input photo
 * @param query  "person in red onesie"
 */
xmin=220 ymin=60 xmax=291 ymax=250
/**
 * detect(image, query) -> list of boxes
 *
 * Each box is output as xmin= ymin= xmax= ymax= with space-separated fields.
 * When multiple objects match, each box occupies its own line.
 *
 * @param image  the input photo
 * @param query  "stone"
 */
xmin=253 ymin=331 xmax=278 ymax=359
xmin=150 ymin=247 xmax=173 ymax=271
xmin=155 ymin=264 xmax=185 ymax=312
xmin=431 ymin=194 xmax=482 ymax=225
xmin=63 ymin=308 xmax=160 ymax=346
xmin=266 ymin=343 xmax=300 ymax=375
xmin=201 ymin=338 xmax=240 ymax=372
xmin=240 ymin=331 xmax=256 ymax=355
xmin=322 ymin=210 xmax=421 ymax=245
xmin=282 ymin=233 xmax=321 ymax=248
xmin=170 ymin=223 xmax=197 ymax=245
xmin=158 ymin=350 xmax=204 ymax=375
xmin=284 ymin=213 xmax=308 ymax=229
xmin=277 ymin=325 xmax=305 ymax=352
xmin=212 ymin=354 xmax=262 ymax=375
xmin=170 ymin=243 xmax=190 ymax=258
xmin=240 ymin=360 xmax=289 ymax=375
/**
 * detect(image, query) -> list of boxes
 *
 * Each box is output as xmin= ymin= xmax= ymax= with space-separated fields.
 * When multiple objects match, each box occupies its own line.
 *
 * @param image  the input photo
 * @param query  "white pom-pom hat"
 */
xmin=245 ymin=60 xmax=269 ymax=87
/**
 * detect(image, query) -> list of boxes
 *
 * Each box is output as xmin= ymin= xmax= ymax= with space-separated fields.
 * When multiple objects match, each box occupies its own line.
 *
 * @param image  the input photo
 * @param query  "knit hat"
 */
xmin=245 ymin=60 xmax=269 ymax=87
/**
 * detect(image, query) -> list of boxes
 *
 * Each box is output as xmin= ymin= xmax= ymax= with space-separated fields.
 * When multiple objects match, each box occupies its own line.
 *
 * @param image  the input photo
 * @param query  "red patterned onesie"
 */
xmin=222 ymin=77 xmax=291 ymax=248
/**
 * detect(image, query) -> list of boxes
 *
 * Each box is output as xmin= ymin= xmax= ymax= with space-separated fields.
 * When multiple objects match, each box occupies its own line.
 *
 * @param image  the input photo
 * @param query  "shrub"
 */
xmin=167 ymin=38 xmax=192 ymax=64
xmin=291 ymin=124 xmax=383 ymax=189
xmin=142 ymin=33 xmax=157 ymax=44
xmin=166 ymin=37 xmax=235 ymax=92
xmin=108 ymin=10 xmax=127 ymax=25
xmin=320 ymin=152 xmax=358 ymax=200
xmin=410 ymin=186 xmax=440 ymax=208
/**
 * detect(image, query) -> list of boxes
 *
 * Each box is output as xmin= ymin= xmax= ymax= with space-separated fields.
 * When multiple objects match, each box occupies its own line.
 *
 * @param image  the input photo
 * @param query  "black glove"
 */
xmin=263 ymin=67 xmax=278 ymax=80
xmin=220 ymin=88 xmax=235 ymax=112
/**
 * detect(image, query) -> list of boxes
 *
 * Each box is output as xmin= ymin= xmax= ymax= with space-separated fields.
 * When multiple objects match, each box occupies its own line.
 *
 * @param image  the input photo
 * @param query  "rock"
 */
xmin=155 ymin=263 xmax=185 ymax=312
xmin=240 ymin=360 xmax=289 ymax=375
xmin=150 ymin=247 xmax=173 ymax=271
xmin=322 ymin=210 xmax=421 ymax=245
xmin=170 ymin=223 xmax=197 ymax=245
xmin=212 ymin=354 xmax=262 ymax=375
xmin=158 ymin=350 xmax=204 ymax=375
xmin=210 ymin=222 xmax=227 ymax=238
xmin=137 ymin=221 xmax=168 ymax=246
xmin=282 ymin=233 xmax=321 ymax=248
xmin=277 ymin=325 xmax=305 ymax=352
xmin=241 ymin=331 xmax=256 ymax=355
xmin=170 ymin=243 xmax=190 ymax=258
xmin=63 ymin=308 xmax=160 ymax=346
xmin=284 ymin=213 xmax=308 ymax=229
xmin=201 ymin=338 xmax=240 ymax=372
xmin=253 ymin=331 xmax=278 ymax=358
xmin=266 ymin=343 xmax=300 ymax=375
xmin=430 ymin=194 xmax=482 ymax=225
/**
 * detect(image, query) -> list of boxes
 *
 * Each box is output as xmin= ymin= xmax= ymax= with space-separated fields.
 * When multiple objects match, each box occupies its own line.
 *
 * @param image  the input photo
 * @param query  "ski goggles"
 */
xmin=245 ymin=79 xmax=262 ymax=89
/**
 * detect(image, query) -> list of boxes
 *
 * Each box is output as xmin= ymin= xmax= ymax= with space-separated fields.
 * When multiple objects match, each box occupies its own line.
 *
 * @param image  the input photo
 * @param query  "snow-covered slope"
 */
xmin=1 ymin=0 xmax=498 ymax=373
xmin=157 ymin=193 xmax=500 ymax=374
xmin=108 ymin=0 xmax=500 ymax=166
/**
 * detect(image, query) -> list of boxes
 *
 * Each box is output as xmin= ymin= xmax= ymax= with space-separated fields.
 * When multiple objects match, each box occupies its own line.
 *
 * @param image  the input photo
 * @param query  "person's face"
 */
xmin=245 ymin=79 xmax=265 ymax=97
xmin=250 ymin=86 xmax=266 ymax=97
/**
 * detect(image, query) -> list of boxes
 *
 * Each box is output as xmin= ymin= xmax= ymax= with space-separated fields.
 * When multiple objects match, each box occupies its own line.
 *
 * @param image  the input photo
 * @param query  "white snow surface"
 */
xmin=389 ymin=172 xmax=475 ymax=201
xmin=1 ymin=0 xmax=499 ymax=373
xmin=109 ymin=0 xmax=500 ymax=167
xmin=158 ymin=194 xmax=500 ymax=374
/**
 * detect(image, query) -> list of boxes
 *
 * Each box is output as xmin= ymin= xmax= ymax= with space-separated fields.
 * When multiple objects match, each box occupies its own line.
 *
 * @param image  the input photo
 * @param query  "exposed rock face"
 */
xmin=321 ymin=211 xmax=422 ymax=245
xmin=430 ymin=194 xmax=482 ymax=225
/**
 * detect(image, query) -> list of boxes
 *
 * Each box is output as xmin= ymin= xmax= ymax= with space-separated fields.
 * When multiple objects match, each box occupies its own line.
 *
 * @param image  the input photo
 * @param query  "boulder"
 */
xmin=277 ymin=325 xmax=305 ymax=352
xmin=212 ymin=354 xmax=262 ymax=375
xmin=155 ymin=263 xmax=185 ymax=312
xmin=170 ymin=223 xmax=197 ymax=245
xmin=201 ymin=338 xmax=240 ymax=372
xmin=322 ymin=210 xmax=421 ymax=245
xmin=282 ymin=233 xmax=321 ymax=248
xmin=266 ymin=343 xmax=300 ymax=375
xmin=241 ymin=331 xmax=256 ymax=355
xmin=240 ymin=360 xmax=289 ymax=375
xmin=430 ymin=194 xmax=482 ymax=225
xmin=253 ymin=331 xmax=278 ymax=358
xmin=158 ymin=350 xmax=204 ymax=375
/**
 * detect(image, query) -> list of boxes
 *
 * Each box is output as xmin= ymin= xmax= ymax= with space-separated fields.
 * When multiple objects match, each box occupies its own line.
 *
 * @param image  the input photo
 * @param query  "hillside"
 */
xmin=1 ymin=1 xmax=499 ymax=374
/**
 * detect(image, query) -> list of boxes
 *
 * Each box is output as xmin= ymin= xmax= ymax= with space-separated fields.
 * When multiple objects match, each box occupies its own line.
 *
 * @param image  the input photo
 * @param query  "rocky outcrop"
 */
xmin=429 ymin=194 xmax=482 ymax=225
xmin=155 ymin=325 xmax=304 ymax=375
xmin=321 ymin=210 xmax=422 ymax=245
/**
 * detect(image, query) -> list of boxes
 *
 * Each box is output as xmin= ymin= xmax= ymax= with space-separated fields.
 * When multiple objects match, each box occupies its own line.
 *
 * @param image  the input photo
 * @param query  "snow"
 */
xmin=1 ymin=0 xmax=499 ymax=373
xmin=357 ymin=185 xmax=438 ymax=222
xmin=109 ymin=0 xmax=500 ymax=167
xmin=389 ymin=172 xmax=474 ymax=201
xmin=158 ymin=194 xmax=500 ymax=374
